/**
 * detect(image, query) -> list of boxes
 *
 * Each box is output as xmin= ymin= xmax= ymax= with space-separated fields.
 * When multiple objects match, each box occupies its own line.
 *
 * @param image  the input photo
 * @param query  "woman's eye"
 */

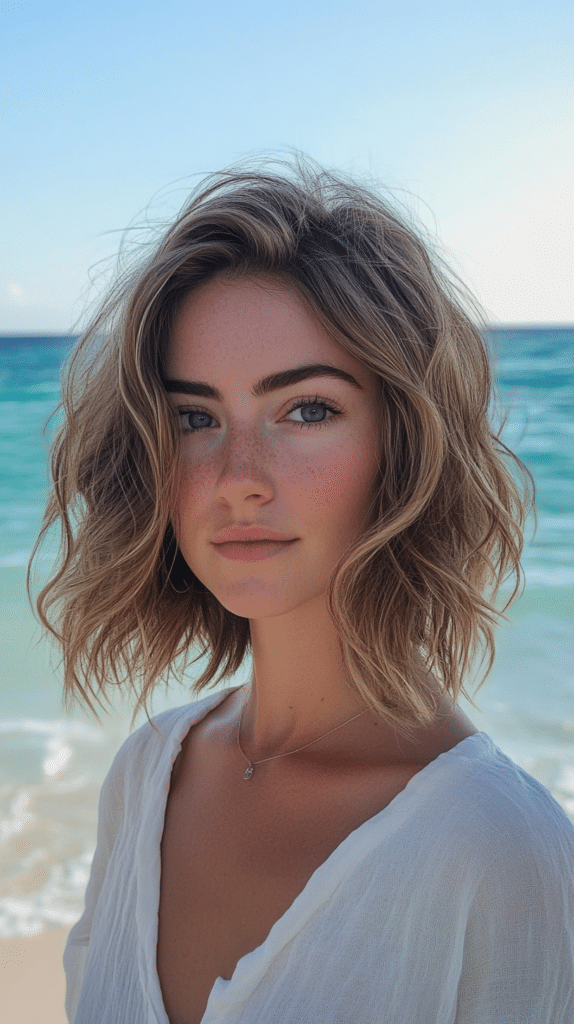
xmin=178 ymin=396 xmax=342 ymax=434
xmin=285 ymin=396 xmax=342 ymax=430
xmin=180 ymin=409 xmax=214 ymax=432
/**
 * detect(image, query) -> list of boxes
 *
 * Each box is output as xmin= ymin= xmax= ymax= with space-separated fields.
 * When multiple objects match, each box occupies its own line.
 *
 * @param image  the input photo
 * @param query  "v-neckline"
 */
xmin=141 ymin=685 xmax=488 ymax=1024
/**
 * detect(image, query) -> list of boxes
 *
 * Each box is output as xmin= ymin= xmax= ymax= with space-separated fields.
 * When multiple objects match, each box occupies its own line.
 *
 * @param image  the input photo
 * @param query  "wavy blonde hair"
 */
xmin=30 ymin=156 xmax=535 ymax=735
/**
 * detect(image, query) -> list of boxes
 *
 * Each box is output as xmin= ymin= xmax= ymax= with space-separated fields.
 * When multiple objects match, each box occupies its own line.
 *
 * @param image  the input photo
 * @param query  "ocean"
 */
xmin=1 ymin=327 xmax=573 ymax=938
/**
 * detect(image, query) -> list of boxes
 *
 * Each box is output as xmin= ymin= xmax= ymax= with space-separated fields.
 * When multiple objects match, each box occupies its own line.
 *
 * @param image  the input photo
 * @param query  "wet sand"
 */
xmin=0 ymin=926 xmax=70 ymax=1023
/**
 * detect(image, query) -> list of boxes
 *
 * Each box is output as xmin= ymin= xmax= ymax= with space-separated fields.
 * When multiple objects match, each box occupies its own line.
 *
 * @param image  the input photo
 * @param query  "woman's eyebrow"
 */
xmin=162 ymin=363 xmax=364 ymax=400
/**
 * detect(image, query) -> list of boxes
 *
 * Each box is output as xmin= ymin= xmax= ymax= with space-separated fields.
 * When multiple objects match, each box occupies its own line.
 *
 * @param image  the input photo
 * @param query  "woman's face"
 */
xmin=164 ymin=274 xmax=382 ymax=620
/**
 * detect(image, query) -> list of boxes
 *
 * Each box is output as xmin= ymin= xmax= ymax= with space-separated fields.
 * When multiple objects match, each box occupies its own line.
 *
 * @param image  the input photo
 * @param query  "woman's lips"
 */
xmin=213 ymin=539 xmax=298 ymax=562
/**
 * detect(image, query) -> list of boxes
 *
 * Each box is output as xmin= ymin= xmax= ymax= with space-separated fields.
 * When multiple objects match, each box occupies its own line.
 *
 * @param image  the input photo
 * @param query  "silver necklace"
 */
xmin=237 ymin=698 xmax=368 ymax=779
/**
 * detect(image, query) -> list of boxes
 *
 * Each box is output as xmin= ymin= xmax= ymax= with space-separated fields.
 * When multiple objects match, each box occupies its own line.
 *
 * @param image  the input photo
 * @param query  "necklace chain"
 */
xmin=236 ymin=694 xmax=368 ymax=779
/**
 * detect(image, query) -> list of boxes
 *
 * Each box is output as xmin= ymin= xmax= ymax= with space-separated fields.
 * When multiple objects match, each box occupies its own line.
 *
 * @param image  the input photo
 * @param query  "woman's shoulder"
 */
xmin=445 ymin=732 xmax=574 ymax=870
xmin=102 ymin=687 xmax=236 ymax=795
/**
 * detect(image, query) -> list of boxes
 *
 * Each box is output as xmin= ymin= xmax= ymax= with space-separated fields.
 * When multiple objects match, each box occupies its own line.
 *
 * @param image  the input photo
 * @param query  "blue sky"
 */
xmin=2 ymin=0 xmax=572 ymax=329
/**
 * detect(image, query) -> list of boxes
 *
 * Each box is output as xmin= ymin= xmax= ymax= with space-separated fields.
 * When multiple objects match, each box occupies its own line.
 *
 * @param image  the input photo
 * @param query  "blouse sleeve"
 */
xmin=62 ymin=744 xmax=128 ymax=1024
xmin=454 ymin=809 xmax=574 ymax=1023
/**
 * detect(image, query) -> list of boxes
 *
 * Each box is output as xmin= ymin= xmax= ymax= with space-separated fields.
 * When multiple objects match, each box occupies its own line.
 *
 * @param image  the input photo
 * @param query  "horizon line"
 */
xmin=1 ymin=321 xmax=573 ymax=337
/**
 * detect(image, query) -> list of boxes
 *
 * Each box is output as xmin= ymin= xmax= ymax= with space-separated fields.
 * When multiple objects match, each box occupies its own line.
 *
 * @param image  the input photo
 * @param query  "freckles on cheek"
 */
xmin=324 ymin=444 xmax=372 ymax=488
xmin=318 ymin=446 xmax=378 ymax=520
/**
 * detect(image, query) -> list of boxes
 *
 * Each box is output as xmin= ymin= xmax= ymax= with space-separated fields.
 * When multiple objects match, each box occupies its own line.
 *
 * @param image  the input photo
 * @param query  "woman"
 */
xmin=32 ymin=158 xmax=574 ymax=1023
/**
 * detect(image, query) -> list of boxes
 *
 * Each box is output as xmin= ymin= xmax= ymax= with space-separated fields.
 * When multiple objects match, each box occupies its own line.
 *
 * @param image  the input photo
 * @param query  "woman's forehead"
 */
xmin=167 ymin=274 xmax=379 ymax=395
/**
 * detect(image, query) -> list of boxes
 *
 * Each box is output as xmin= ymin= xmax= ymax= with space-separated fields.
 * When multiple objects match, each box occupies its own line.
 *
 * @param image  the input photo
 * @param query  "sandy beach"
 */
xmin=0 ymin=926 xmax=70 ymax=1024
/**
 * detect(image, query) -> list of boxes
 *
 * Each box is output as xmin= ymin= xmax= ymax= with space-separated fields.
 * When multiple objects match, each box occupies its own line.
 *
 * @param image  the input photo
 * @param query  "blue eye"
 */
xmin=178 ymin=396 xmax=342 ymax=433
xmin=181 ymin=410 xmax=213 ymax=431
xmin=285 ymin=396 xmax=342 ymax=430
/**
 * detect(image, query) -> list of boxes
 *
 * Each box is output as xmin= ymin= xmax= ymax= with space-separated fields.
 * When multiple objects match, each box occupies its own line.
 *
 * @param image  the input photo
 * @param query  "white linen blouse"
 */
xmin=63 ymin=685 xmax=574 ymax=1023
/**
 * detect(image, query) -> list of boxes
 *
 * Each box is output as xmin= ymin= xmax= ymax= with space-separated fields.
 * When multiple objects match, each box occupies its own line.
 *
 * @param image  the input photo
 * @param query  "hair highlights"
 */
xmin=29 ymin=156 xmax=534 ymax=735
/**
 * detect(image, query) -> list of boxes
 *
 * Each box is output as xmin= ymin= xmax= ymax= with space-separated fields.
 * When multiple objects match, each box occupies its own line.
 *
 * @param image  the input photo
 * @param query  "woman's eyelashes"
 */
xmin=177 ymin=395 xmax=344 ymax=434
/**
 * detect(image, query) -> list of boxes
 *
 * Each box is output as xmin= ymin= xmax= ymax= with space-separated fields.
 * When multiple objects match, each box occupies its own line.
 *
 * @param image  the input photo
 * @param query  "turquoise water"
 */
xmin=0 ymin=328 xmax=573 ymax=937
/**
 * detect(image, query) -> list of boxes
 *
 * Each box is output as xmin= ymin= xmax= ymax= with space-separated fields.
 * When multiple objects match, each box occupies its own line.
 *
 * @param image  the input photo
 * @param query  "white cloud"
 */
xmin=439 ymin=170 xmax=574 ymax=323
xmin=7 ymin=283 xmax=25 ymax=306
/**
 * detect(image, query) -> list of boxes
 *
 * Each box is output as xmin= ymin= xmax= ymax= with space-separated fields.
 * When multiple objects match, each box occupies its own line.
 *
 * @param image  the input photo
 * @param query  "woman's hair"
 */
xmin=29 ymin=155 xmax=535 ymax=736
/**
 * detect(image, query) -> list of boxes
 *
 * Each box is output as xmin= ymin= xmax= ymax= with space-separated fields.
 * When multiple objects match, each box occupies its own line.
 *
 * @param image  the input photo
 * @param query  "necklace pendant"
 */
xmin=243 ymin=764 xmax=254 ymax=780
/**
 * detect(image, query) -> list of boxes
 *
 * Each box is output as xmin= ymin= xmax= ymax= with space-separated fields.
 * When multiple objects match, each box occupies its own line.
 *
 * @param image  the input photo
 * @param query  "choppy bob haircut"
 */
xmin=30 ymin=155 xmax=534 ymax=735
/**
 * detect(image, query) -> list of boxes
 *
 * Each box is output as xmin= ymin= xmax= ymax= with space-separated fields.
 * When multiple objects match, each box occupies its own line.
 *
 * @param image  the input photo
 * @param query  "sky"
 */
xmin=1 ymin=0 xmax=572 ymax=331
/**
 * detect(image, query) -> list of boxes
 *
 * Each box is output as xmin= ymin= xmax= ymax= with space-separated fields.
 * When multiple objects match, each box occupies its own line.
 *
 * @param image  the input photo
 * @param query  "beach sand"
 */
xmin=0 ymin=926 xmax=70 ymax=1023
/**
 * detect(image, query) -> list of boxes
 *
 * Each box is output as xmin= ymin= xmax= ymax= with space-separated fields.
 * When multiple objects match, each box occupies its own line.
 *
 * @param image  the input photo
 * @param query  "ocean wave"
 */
xmin=0 ymin=718 xmax=104 ymax=742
